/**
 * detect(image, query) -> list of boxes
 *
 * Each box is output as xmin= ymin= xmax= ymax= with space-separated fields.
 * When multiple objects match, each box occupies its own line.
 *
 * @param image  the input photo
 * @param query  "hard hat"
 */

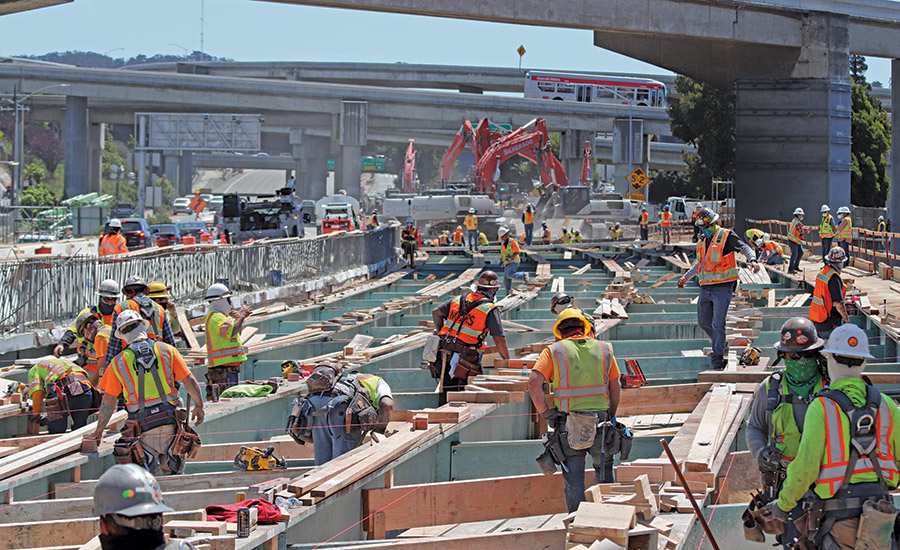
xmin=339 ymin=190 xmax=347 ymax=195
xmin=526 ymin=204 xmax=534 ymax=211
xmin=825 ymin=246 xmax=847 ymax=265
xmin=457 ymin=226 xmax=462 ymax=231
xmin=575 ymin=230 xmax=581 ymax=235
xmin=122 ymin=275 xmax=148 ymax=293
xmin=739 ymin=346 xmax=761 ymax=366
xmin=75 ymin=311 xmax=101 ymax=339
xmin=553 ymin=308 xmax=590 ymax=340
xmin=663 ymin=205 xmax=670 ymax=211
xmin=821 ymin=204 xmax=831 ymax=213
xmin=755 ymin=238 xmax=764 ymax=247
xmin=793 ymin=207 xmax=805 ymax=217
xmin=146 ymin=281 xmax=169 ymax=299
xmin=694 ymin=207 xmax=719 ymax=228
xmin=372 ymin=209 xmax=377 ymax=213
xmin=468 ymin=208 xmax=475 ymax=214
xmin=641 ymin=205 xmax=647 ymax=211
xmin=550 ymin=292 xmax=574 ymax=315
xmin=879 ymin=215 xmax=885 ymax=221
xmin=763 ymin=233 xmax=770 ymax=243
xmin=614 ymin=222 xmax=620 ymax=227
xmin=93 ymin=464 xmax=173 ymax=517
xmin=406 ymin=217 xmax=414 ymax=225
xmin=498 ymin=227 xmax=509 ymax=238
xmin=108 ymin=219 xmax=122 ymax=229
xmin=475 ymin=270 xmax=500 ymax=291
xmin=773 ymin=317 xmax=824 ymax=353
xmin=204 ymin=283 xmax=232 ymax=302
xmin=542 ymin=222 xmax=548 ymax=227
xmin=822 ymin=323 xmax=874 ymax=359
xmin=113 ymin=310 xmax=149 ymax=340
xmin=838 ymin=206 xmax=850 ymax=215
xmin=98 ymin=279 xmax=120 ymax=298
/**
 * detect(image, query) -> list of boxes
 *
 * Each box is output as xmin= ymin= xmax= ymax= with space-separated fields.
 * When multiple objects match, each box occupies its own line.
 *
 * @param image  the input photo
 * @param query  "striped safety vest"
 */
xmin=27 ymin=358 xmax=88 ymax=398
xmin=879 ymin=221 xmax=887 ymax=232
xmin=696 ymin=227 xmax=738 ymax=286
xmin=115 ymin=297 xmax=166 ymax=341
xmin=820 ymin=214 xmax=836 ymax=238
xmin=660 ymin=212 xmax=672 ymax=227
xmin=99 ymin=233 xmax=128 ymax=256
xmin=110 ymin=340 xmax=178 ymax=413
xmin=77 ymin=325 xmax=112 ymax=374
xmin=501 ymin=239 xmax=520 ymax=265
xmin=205 ymin=310 xmax=248 ymax=367
xmin=523 ymin=210 xmax=534 ymax=225
xmin=639 ymin=212 xmax=649 ymax=227
xmin=548 ymin=338 xmax=612 ymax=413
xmin=765 ymin=241 xmax=784 ymax=257
xmin=766 ymin=374 xmax=826 ymax=462
xmin=789 ymin=218 xmax=804 ymax=245
xmin=809 ymin=266 xmax=842 ymax=323
xmin=542 ymin=228 xmax=551 ymax=242
xmin=437 ymin=292 xmax=496 ymax=350
xmin=464 ymin=214 xmax=478 ymax=230
xmin=453 ymin=230 xmax=464 ymax=243
xmin=837 ymin=216 xmax=853 ymax=241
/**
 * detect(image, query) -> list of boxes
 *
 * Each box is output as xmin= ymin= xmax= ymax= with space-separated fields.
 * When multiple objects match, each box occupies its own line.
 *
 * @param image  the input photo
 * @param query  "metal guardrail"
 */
xmin=0 ymin=226 xmax=397 ymax=331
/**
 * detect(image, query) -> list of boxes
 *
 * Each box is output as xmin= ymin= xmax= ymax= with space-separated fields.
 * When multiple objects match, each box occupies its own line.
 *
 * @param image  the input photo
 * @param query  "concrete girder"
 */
xmin=0 ymin=0 xmax=70 ymax=16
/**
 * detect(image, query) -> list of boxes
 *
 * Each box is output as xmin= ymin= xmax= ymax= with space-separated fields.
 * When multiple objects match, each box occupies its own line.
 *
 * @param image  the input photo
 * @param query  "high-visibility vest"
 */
xmin=401 ymin=227 xmax=418 ymax=243
xmin=453 ymin=230 xmax=463 ymax=243
xmin=478 ymin=232 xmax=489 ymax=246
xmin=820 ymin=214 xmax=836 ymax=238
xmin=765 ymin=241 xmax=784 ymax=257
xmin=789 ymin=218 xmax=804 ymax=245
xmin=66 ymin=305 xmax=114 ymax=348
xmin=109 ymin=340 xmax=179 ymax=413
xmin=696 ymin=227 xmax=738 ymax=286
xmin=523 ymin=211 xmax=534 ymax=225
xmin=77 ymin=325 xmax=111 ymax=374
xmin=766 ymin=373 xmax=826 ymax=462
xmin=437 ymin=292 xmax=496 ymax=350
xmin=809 ymin=266 xmax=842 ymax=323
xmin=639 ymin=212 xmax=649 ymax=227
xmin=879 ymin=221 xmax=887 ymax=232
xmin=99 ymin=233 xmax=128 ymax=256
xmin=612 ymin=227 xmax=621 ymax=239
xmin=837 ymin=216 xmax=853 ymax=241
xmin=501 ymin=239 xmax=520 ymax=265
xmin=205 ymin=310 xmax=247 ymax=367
xmin=814 ymin=389 xmax=900 ymax=498
xmin=356 ymin=374 xmax=385 ymax=407
xmin=367 ymin=215 xmax=377 ymax=228
xmin=548 ymin=338 xmax=612 ymax=413
xmin=573 ymin=234 xmax=583 ymax=243
xmin=542 ymin=228 xmax=551 ymax=242
xmin=746 ymin=229 xmax=765 ymax=242
xmin=464 ymin=214 xmax=478 ymax=230
xmin=438 ymin=234 xmax=449 ymax=245
xmin=115 ymin=297 xmax=166 ymax=341
xmin=660 ymin=212 xmax=672 ymax=227
xmin=27 ymin=358 xmax=88 ymax=399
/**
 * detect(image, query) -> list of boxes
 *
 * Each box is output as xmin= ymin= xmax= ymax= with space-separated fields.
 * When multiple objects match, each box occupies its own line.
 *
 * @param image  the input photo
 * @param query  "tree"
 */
xmin=19 ymin=184 xmax=55 ymax=206
xmin=649 ymin=170 xmax=695 ymax=202
xmin=101 ymin=125 xmax=126 ymax=180
xmin=666 ymin=75 xmax=735 ymax=189
xmin=849 ymin=56 xmax=891 ymax=207
xmin=850 ymin=55 xmax=868 ymax=85
xmin=23 ymin=162 xmax=46 ymax=187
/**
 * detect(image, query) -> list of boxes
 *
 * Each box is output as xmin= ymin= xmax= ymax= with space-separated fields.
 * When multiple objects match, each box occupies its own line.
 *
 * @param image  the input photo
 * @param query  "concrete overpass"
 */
xmin=259 ymin=0 xmax=900 ymax=230
xmin=0 ymin=0 xmax=68 ymax=16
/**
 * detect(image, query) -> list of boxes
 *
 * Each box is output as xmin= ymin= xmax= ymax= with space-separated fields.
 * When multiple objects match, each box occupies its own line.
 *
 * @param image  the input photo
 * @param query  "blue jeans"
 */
xmin=524 ymin=224 xmax=533 ymax=245
xmin=766 ymin=255 xmax=784 ymax=265
xmin=640 ymin=226 xmax=648 ymax=240
xmin=559 ymin=412 xmax=614 ymax=513
xmin=467 ymin=230 xmax=478 ymax=250
xmin=788 ymin=241 xmax=802 ymax=272
xmin=839 ymin=240 xmax=850 ymax=266
xmin=821 ymin=237 xmax=832 ymax=257
xmin=697 ymin=283 xmax=733 ymax=369
xmin=307 ymin=394 xmax=362 ymax=466
xmin=503 ymin=262 xmax=525 ymax=292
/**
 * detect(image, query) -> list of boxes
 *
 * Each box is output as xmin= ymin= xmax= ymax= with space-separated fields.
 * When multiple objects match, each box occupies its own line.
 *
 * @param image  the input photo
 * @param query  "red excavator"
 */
xmin=581 ymin=140 xmax=593 ymax=186
xmin=401 ymin=139 xmax=418 ymax=194
xmin=473 ymin=118 xmax=569 ymax=197
xmin=438 ymin=118 xmax=510 ymax=182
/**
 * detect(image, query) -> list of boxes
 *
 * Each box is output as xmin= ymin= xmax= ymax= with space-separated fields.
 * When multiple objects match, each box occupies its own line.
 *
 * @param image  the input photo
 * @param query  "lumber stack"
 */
xmin=738 ymin=267 xmax=771 ymax=285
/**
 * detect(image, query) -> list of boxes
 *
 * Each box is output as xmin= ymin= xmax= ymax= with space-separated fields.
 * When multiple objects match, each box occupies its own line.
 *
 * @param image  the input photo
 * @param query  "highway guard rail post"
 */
xmin=0 ymin=226 xmax=397 ymax=332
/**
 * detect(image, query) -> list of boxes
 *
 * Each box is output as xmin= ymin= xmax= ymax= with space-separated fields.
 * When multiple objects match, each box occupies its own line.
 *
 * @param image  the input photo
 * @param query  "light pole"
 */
xmin=168 ymin=43 xmax=188 ymax=56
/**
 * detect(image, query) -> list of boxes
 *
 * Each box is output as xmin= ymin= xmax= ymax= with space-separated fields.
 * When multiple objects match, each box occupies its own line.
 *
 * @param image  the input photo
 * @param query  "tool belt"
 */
xmin=113 ymin=420 xmax=147 ymax=467
xmin=127 ymin=401 xmax=177 ymax=432
xmin=796 ymin=483 xmax=897 ymax=550
xmin=45 ymin=373 xmax=91 ymax=421
xmin=171 ymin=407 xmax=201 ymax=459
xmin=438 ymin=338 xmax=481 ymax=362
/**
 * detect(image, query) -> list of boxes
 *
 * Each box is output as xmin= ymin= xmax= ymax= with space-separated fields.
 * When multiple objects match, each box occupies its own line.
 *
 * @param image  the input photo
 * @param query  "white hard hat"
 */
xmin=838 ymin=206 xmax=850 ymax=214
xmin=108 ymin=219 xmax=122 ymax=229
xmin=205 ymin=283 xmax=232 ymax=302
xmin=498 ymin=227 xmax=509 ymax=238
xmin=763 ymin=233 xmax=770 ymax=243
xmin=98 ymin=279 xmax=120 ymax=298
xmin=755 ymin=238 xmax=764 ymax=246
xmin=821 ymin=204 xmax=830 ymax=213
xmin=114 ymin=310 xmax=149 ymax=340
xmin=879 ymin=215 xmax=885 ymax=221
xmin=468 ymin=208 xmax=475 ymax=214
xmin=793 ymin=207 xmax=805 ymax=216
xmin=822 ymin=324 xmax=874 ymax=359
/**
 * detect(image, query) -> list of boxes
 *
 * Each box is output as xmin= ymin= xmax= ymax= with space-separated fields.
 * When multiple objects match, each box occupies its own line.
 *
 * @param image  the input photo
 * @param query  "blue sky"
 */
xmin=0 ymin=0 xmax=892 ymax=85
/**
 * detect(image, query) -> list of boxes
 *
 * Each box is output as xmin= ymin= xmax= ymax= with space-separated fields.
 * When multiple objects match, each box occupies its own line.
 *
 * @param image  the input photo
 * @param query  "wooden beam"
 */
xmin=698 ymin=370 xmax=900 ymax=385
xmin=319 ymin=528 xmax=566 ymax=550
xmin=616 ymin=384 xmax=712 ymax=416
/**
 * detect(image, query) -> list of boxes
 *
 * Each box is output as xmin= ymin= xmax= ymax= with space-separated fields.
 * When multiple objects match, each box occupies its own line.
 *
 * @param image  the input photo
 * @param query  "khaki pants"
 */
xmin=141 ymin=424 xmax=181 ymax=476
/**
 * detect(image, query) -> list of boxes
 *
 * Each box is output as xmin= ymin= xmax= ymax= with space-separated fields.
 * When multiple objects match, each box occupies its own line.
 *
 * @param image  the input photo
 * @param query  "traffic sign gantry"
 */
xmin=627 ymin=167 xmax=650 ymax=190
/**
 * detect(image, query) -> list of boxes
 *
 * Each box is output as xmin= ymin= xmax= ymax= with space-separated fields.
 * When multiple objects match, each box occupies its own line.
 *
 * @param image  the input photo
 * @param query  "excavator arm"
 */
xmin=439 ymin=121 xmax=476 ymax=182
xmin=580 ymin=140 xmax=593 ymax=186
xmin=402 ymin=139 xmax=418 ymax=194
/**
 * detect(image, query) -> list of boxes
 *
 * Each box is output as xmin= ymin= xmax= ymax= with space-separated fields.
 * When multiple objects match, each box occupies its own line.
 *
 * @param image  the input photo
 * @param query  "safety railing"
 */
xmin=647 ymin=219 xmax=695 ymax=242
xmin=0 ymin=226 xmax=397 ymax=332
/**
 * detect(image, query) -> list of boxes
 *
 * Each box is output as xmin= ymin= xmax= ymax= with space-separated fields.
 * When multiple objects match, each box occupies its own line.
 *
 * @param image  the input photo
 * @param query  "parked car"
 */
xmin=103 ymin=218 xmax=154 ymax=249
xmin=208 ymin=196 xmax=224 ymax=212
xmin=172 ymin=197 xmax=192 ymax=215
xmin=110 ymin=202 xmax=135 ymax=219
xmin=150 ymin=224 xmax=182 ymax=247
xmin=177 ymin=220 xmax=208 ymax=241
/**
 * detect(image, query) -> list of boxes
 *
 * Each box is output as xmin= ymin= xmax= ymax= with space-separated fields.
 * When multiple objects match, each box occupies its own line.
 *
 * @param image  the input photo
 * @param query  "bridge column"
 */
xmin=63 ymin=96 xmax=89 ymax=199
xmin=560 ymin=130 xmax=590 ymax=187
xmin=163 ymin=154 xmax=179 ymax=192
xmin=88 ymin=123 xmax=102 ymax=194
xmin=891 ymin=59 xmax=900 ymax=227
xmin=291 ymin=129 xmax=328 ymax=199
xmin=612 ymin=118 xmax=645 ymax=199
xmin=178 ymin=152 xmax=193 ymax=196
xmin=336 ymin=101 xmax=367 ymax=200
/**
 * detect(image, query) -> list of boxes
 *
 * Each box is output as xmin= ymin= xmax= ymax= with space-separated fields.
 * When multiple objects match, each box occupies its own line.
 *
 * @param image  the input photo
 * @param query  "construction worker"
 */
xmin=768 ymin=324 xmax=900 ymax=550
xmin=522 ymin=204 xmax=535 ymax=245
xmin=367 ymin=209 xmax=378 ymax=230
xmin=438 ymin=230 xmax=450 ymax=247
xmin=27 ymin=357 xmax=95 ymax=435
xmin=788 ymin=208 xmax=806 ymax=274
xmin=431 ymin=270 xmax=510 ymax=399
xmin=878 ymin=215 xmax=886 ymax=233
xmin=541 ymin=222 xmax=551 ymax=243
xmin=204 ymin=283 xmax=252 ymax=399
xmin=74 ymin=311 xmax=112 ymax=387
xmin=611 ymin=222 xmax=621 ymax=241
xmin=678 ymin=207 xmax=759 ymax=370
xmin=83 ymin=310 xmax=205 ymax=476
xmin=746 ymin=228 xmax=766 ymax=256
xmin=550 ymin=292 xmax=596 ymax=338
xmin=835 ymin=206 xmax=853 ymax=265
xmin=401 ymin=218 xmax=418 ymax=267
xmin=691 ymin=204 xmax=702 ymax=243
xmin=819 ymin=205 xmax=836 ymax=258
xmin=146 ymin=282 xmax=183 ymax=340
xmin=809 ymin=247 xmax=850 ymax=339
xmin=527 ymin=308 xmax=622 ymax=512
xmin=561 ymin=228 xmax=571 ymax=244
xmin=104 ymin=277 xmax=177 ymax=377
xmin=573 ymin=229 xmax=583 ymax=243
xmin=452 ymin=225 xmax=464 ymax=246
xmin=99 ymin=219 xmax=129 ymax=257
xmin=92 ymin=465 xmax=186 ymax=550
xmin=498 ymin=227 xmax=528 ymax=294
xmin=53 ymin=279 xmax=118 ymax=359
xmin=464 ymin=208 xmax=479 ymax=251
xmin=746 ymin=317 xmax=827 ymax=550
xmin=660 ymin=205 xmax=673 ymax=244
xmin=477 ymin=231 xmax=489 ymax=248
xmin=296 ymin=368 xmax=394 ymax=465
xmin=760 ymin=234 xmax=785 ymax=266
xmin=638 ymin=206 xmax=649 ymax=241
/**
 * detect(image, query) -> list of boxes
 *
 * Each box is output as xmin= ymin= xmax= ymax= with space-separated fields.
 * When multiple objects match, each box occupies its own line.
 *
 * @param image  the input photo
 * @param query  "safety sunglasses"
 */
xmin=99 ymin=296 xmax=117 ymax=304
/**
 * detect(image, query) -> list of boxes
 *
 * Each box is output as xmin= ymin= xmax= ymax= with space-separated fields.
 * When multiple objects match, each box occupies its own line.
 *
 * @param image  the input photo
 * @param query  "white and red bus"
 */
xmin=524 ymin=71 xmax=667 ymax=108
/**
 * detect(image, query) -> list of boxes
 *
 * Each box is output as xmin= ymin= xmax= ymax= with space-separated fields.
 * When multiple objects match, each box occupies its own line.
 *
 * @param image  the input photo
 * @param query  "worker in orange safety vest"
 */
xmin=99 ymin=219 xmax=129 ymax=257
xmin=660 ymin=205 xmax=673 ymax=245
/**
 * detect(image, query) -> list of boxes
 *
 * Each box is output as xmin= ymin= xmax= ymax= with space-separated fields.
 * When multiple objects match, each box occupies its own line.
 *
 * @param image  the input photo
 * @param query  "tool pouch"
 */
xmin=742 ymin=504 xmax=767 ymax=543
xmin=171 ymin=408 xmax=202 ymax=459
xmin=113 ymin=420 xmax=144 ymax=466
xmin=856 ymin=500 xmax=899 ymax=550
xmin=44 ymin=385 xmax=69 ymax=422
xmin=566 ymin=410 xmax=598 ymax=451
xmin=454 ymin=357 xmax=483 ymax=379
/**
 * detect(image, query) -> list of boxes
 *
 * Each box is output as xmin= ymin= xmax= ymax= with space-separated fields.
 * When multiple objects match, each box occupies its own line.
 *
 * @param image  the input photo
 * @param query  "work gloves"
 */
xmin=758 ymin=446 xmax=782 ymax=472
xmin=541 ymin=407 xmax=563 ymax=430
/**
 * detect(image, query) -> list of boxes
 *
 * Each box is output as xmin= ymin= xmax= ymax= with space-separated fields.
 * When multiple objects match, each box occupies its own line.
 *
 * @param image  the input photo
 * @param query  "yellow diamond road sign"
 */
xmin=627 ymin=167 xmax=650 ymax=191
xmin=517 ymin=45 xmax=526 ymax=57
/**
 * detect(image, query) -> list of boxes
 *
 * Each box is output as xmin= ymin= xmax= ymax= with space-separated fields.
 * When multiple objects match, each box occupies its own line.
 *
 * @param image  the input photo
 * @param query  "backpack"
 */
xmin=306 ymin=363 xmax=340 ymax=393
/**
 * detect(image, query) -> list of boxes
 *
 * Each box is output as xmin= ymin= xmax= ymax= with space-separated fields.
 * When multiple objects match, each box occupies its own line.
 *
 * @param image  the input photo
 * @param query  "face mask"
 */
xmin=700 ymin=226 xmax=713 ymax=239
xmin=784 ymin=357 xmax=819 ymax=390
xmin=98 ymin=301 xmax=115 ymax=315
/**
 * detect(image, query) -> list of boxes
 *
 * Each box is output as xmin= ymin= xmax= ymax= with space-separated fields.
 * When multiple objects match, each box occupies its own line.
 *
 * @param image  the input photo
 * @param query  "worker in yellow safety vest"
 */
xmin=521 ymin=204 xmax=535 ymax=245
xmin=99 ymin=219 xmax=129 ymax=257
xmin=73 ymin=311 xmax=112 ymax=387
xmin=678 ymin=207 xmax=760 ymax=370
xmin=809 ymin=247 xmax=849 ymax=339
xmin=53 ymin=279 xmax=118 ymax=362
xmin=438 ymin=231 xmax=450 ymax=246
xmin=638 ymin=206 xmax=649 ymax=241
xmin=83 ymin=310 xmax=205 ymax=476
xmin=464 ymin=208 xmax=479 ymax=251
xmin=203 ymin=283 xmax=252 ymax=400
xmin=819 ymin=205 xmax=836 ymax=258
xmin=573 ymin=230 xmax=583 ymax=243
xmin=528 ymin=308 xmax=623 ymax=512
xmin=27 ymin=357 xmax=95 ymax=434
xmin=367 ymin=209 xmax=378 ymax=230
xmin=498 ymin=227 xmax=528 ymax=294
xmin=611 ymin=222 xmax=621 ymax=241
xmin=787 ymin=208 xmax=806 ymax=274
xmin=660 ymin=205 xmax=673 ymax=245
xmin=477 ymin=231 xmax=489 ymax=248
xmin=835 ymin=206 xmax=852 ymax=266
xmin=766 ymin=324 xmax=900 ymax=550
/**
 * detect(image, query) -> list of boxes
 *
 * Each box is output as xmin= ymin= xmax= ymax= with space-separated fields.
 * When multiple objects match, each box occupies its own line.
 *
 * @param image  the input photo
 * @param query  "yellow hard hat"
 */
xmin=552 ymin=307 xmax=589 ymax=340
xmin=146 ymin=281 xmax=169 ymax=299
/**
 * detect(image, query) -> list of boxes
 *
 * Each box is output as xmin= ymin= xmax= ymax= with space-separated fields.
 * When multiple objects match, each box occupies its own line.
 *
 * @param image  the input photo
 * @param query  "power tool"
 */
xmin=233 ymin=446 xmax=287 ymax=471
